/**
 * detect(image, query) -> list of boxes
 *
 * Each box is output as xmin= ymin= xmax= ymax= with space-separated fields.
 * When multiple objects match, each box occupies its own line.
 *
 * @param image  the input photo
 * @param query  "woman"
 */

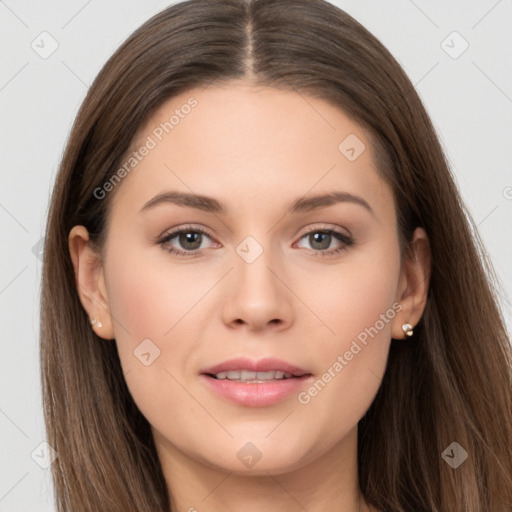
xmin=40 ymin=0 xmax=512 ymax=510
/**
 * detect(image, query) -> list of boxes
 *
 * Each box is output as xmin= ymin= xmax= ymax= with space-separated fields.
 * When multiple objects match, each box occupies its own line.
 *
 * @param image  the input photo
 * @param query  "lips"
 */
xmin=200 ymin=357 xmax=313 ymax=407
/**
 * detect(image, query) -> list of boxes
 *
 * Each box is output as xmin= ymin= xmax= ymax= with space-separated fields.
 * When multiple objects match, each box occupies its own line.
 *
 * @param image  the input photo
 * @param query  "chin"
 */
xmin=194 ymin=433 xmax=314 ymax=476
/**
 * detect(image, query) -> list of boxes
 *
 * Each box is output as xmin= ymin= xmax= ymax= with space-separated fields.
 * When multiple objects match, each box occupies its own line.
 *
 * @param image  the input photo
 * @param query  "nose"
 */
xmin=221 ymin=245 xmax=294 ymax=333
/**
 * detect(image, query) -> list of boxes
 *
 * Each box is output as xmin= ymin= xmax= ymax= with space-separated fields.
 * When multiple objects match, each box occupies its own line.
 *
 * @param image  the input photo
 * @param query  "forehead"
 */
xmin=111 ymin=82 xmax=393 ymax=220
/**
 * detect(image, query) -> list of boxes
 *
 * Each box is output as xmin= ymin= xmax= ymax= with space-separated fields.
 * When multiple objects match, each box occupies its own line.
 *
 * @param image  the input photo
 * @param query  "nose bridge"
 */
xmin=221 ymin=231 xmax=293 ymax=330
xmin=234 ymin=232 xmax=282 ymax=300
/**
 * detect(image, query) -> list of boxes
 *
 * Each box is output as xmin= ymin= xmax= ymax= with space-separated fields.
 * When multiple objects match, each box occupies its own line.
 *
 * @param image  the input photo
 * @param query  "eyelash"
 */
xmin=158 ymin=224 xmax=354 ymax=258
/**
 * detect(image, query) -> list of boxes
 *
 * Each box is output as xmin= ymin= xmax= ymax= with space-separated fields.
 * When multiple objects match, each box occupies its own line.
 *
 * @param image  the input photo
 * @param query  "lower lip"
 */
xmin=200 ymin=374 xmax=312 ymax=407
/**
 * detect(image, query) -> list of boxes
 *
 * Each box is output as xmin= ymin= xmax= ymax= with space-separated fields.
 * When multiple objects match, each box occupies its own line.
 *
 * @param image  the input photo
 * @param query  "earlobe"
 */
xmin=392 ymin=227 xmax=431 ymax=339
xmin=68 ymin=225 xmax=115 ymax=340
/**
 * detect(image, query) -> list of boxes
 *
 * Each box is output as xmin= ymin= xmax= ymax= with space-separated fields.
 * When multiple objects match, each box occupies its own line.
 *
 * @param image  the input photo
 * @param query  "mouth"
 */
xmin=207 ymin=369 xmax=297 ymax=383
xmin=200 ymin=356 xmax=310 ymax=380
xmin=200 ymin=357 xmax=312 ymax=407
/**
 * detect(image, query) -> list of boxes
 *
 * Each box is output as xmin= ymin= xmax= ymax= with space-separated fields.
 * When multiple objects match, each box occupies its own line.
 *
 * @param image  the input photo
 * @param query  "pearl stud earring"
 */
xmin=91 ymin=318 xmax=103 ymax=328
xmin=401 ymin=323 xmax=414 ymax=337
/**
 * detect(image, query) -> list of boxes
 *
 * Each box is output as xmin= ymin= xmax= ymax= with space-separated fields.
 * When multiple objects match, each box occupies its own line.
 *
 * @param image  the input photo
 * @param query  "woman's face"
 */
xmin=90 ymin=82 xmax=417 ymax=475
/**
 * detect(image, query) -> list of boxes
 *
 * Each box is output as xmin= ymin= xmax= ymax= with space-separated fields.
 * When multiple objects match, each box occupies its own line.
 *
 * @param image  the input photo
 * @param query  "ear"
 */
xmin=392 ymin=227 xmax=431 ymax=340
xmin=68 ymin=225 xmax=115 ymax=340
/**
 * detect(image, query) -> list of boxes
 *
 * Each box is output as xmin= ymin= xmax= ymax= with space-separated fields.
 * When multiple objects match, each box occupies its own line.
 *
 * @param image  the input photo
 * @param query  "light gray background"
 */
xmin=1 ymin=0 xmax=511 ymax=510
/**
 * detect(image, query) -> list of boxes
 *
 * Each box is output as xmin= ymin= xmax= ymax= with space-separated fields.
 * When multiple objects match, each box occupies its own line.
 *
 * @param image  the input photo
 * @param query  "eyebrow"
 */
xmin=140 ymin=190 xmax=374 ymax=217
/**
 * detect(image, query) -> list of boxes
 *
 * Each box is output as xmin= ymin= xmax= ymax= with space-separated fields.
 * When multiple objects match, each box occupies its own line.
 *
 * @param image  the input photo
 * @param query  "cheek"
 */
xmin=105 ymin=243 xmax=214 ymax=344
xmin=312 ymin=239 xmax=401 ymax=349
xmin=103 ymin=246 xmax=205 ymax=427
xmin=295 ymin=238 xmax=401 ymax=425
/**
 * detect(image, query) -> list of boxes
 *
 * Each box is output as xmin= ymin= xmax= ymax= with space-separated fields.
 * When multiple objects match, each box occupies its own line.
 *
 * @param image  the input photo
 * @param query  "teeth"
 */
xmin=213 ymin=370 xmax=294 ymax=382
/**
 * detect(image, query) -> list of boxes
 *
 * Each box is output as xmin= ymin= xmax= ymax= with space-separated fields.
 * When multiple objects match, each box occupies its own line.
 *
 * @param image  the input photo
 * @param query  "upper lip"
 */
xmin=201 ymin=357 xmax=310 ymax=377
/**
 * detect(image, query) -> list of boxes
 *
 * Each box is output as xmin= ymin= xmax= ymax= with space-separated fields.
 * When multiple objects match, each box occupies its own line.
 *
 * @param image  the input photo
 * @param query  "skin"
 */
xmin=69 ymin=81 xmax=430 ymax=512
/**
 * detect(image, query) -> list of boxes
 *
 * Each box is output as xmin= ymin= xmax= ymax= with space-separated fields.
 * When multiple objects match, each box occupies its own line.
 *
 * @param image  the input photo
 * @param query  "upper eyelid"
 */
xmin=160 ymin=225 xmax=213 ymax=241
xmin=297 ymin=224 xmax=352 ymax=238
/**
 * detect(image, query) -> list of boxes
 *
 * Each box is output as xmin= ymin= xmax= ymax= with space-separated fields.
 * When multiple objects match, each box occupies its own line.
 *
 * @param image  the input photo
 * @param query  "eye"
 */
xmin=158 ymin=224 xmax=354 ymax=258
xmin=158 ymin=225 xmax=218 ymax=257
xmin=294 ymin=227 xmax=354 ymax=257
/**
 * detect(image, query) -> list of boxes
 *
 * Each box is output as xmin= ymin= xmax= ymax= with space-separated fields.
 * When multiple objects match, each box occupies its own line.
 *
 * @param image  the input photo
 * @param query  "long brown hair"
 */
xmin=40 ymin=0 xmax=512 ymax=510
